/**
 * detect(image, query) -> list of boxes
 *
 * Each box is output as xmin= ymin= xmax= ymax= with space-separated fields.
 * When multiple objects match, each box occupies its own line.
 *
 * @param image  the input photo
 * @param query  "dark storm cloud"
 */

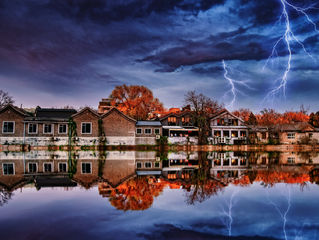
xmin=0 ymin=0 xmax=318 ymax=109
xmin=46 ymin=0 xmax=227 ymax=25
xmin=139 ymin=33 xmax=274 ymax=72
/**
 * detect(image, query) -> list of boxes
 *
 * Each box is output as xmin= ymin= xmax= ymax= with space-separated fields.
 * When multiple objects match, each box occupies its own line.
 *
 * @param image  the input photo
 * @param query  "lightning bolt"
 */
xmin=222 ymin=60 xmax=253 ymax=110
xmin=220 ymin=190 xmax=238 ymax=236
xmin=263 ymin=0 xmax=319 ymax=103
xmin=266 ymin=187 xmax=292 ymax=240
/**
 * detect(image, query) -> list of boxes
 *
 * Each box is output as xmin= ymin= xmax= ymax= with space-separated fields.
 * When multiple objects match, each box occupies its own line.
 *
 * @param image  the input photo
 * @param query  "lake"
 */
xmin=0 ymin=150 xmax=318 ymax=240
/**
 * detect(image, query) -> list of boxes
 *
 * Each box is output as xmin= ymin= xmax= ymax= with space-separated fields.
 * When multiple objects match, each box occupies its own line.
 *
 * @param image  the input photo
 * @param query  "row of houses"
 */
xmin=0 ymin=104 xmax=318 ymax=146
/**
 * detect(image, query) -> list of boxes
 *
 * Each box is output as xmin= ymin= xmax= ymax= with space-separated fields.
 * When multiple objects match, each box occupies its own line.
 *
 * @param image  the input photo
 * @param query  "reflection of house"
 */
xmin=135 ymin=151 xmax=162 ymax=175
xmin=160 ymin=111 xmax=198 ymax=145
xmin=210 ymin=109 xmax=248 ymax=145
xmin=209 ymin=152 xmax=249 ymax=181
xmin=162 ymin=152 xmax=199 ymax=180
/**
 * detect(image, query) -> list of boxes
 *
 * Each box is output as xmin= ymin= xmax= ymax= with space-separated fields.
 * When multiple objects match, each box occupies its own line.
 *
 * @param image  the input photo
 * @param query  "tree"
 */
xmin=109 ymin=84 xmax=164 ymax=120
xmin=233 ymin=108 xmax=251 ymax=122
xmin=247 ymin=112 xmax=258 ymax=125
xmin=0 ymin=90 xmax=14 ymax=107
xmin=184 ymin=91 xmax=223 ymax=144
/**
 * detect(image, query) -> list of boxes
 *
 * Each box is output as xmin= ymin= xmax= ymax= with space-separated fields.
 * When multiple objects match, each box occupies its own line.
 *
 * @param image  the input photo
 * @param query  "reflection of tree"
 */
xmin=310 ymin=169 xmax=319 ymax=185
xmin=186 ymin=152 xmax=224 ymax=205
xmin=109 ymin=176 xmax=165 ymax=211
xmin=0 ymin=189 xmax=12 ymax=207
xmin=256 ymin=170 xmax=309 ymax=187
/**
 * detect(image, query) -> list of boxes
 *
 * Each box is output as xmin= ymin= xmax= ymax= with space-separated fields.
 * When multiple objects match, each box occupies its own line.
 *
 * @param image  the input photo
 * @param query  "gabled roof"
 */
xmin=271 ymin=122 xmax=315 ymax=132
xmin=136 ymin=121 xmax=161 ymax=126
xmin=210 ymin=108 xmax=244 ymax=122
xmin=35 ymin=107 xmax=77 ymax=119
xmin=0 ymin=104 xmax=31 ymax=117
xmin=71 ymin=107 xmax=100 ymax=118
xmin=101 ymin=107 xmax=136 ymax=122
xmin=159 ymin=110 xmax=193 ymax=120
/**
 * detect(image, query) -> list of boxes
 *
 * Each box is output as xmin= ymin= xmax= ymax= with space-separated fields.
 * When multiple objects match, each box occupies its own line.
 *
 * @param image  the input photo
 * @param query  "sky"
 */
xmin=0 ymin=0 xmax=319 ymax=112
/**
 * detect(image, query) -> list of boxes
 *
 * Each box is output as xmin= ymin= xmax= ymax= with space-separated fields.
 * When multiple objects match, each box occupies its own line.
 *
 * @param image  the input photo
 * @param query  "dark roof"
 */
xmin=271 ymin=122 xmax=315 ymax=132
xmin=159 ymin=110 xmax=193 ymax=120
xmin=35 ymin=108 xmax=77 ymax=119
xmin=136 ymin=121 xmax=162 ymax=126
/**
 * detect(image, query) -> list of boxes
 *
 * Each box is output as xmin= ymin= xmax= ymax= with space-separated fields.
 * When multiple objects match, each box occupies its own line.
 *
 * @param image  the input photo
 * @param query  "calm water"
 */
xmin=0 ymin=151 xmax=319 ymax=240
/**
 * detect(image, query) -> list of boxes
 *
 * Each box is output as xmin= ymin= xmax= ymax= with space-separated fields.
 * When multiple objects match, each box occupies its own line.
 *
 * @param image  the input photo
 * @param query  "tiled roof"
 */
xmin=136 ymin=121 xmax=162 ymax=126
xmin=35 ymin=108 xmax=77 ymax=119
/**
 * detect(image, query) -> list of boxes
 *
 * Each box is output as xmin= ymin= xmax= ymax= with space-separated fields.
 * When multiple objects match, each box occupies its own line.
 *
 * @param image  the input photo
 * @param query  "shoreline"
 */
xmin=1 ymin=144 xmax=319 ymax=152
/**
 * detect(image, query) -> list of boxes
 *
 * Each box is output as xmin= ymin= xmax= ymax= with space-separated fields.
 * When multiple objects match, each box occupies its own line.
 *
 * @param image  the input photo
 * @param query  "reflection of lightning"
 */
xmin=222 ymin=60 xmax=253 ymax=110
xmin=266 ymin=187 xmax=292 ymax=240
xmin=264 ymin=0 xmax=319 ymax=102
xmin=220 ymin=190 xmax=238 ymax=236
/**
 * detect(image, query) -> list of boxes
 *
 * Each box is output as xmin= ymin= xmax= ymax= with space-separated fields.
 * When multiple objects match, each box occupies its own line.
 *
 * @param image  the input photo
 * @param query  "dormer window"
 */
xmin=168 ymin=117 xmax=176 ymax=126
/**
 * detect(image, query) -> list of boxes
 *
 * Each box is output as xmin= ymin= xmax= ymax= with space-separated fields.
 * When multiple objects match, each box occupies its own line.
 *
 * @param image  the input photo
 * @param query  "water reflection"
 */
xmin=0 ymin=150 xmax=319 ymax=239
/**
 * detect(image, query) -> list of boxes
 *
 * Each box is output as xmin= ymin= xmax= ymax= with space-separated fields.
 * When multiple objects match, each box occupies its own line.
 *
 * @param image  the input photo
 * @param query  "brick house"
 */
xmin=270 ymin=122 xmax=317 ymax=144
xmin=24 ymin=107 xmax=77 ymax=145
xmin=135 ymin=121 xmax=162 ymax=145
xmin=101 ymin=107 xmax=136 ymax=145
xmin=160 ymin=111 xmax=198 ymax=145
xmin=0 ymin=104 xmax=30 ymax=144
xmin=71 ymin=107 xmax=100 ymax=145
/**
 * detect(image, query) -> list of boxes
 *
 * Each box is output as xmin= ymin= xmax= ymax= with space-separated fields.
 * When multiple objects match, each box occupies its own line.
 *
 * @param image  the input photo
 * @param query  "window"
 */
xmin=59 ymin=163 xmax=67 ymax=172
xmin=43 ymin=124 xmax=53 ymax=134
xmin=3 ymin=163 xmax=14 ymax=175
xmin=144 ymin=128 xmax=152 ymax=134
xmin=28 ymin=123 xmax=38 ymax=134
xmin=28 ymin=163 xmax=37 ymax=173
xmin=136 ymin=128 xmax=142 ymax=134
xmin=154 ymin=162 xmax=160 ymax=168
xmin=287 ymin=157 xmax=295 ymax=164
xmin=59 ymin=124 xmax=67 ymax=134
xmin=154 ymin=128 xmax=160 ymax=135
xmin=81 ymin=123 xmax=92 ymax=134
xmin=182 ymin=116 xmax=190 ymax=125
xmin=145 ymin=162 xmax=152 ymax=168
xmin=214 ymin=131 xmax=221 ymax=137
xmin=44 ymin=163 xmax=52 ymax=172
xmin=231 ymin=131 xmax=238 ymax=137
xmin=168 ymin=117 xmax=176 ymax=125
xmin=223 ymin=131 xmax=230 ymax=137
xmin=261 ymin=132 xmax=267 ymax=139
xmin=136 ymin=162 xmax=142 ymax=169
xmin=2 ymin=121 xmax=14 ymax=134
xmin=240 ymin=131 xmax=247 ymax=137
xmin=82 ymin=163 xmax=91 ymax=174
xmin=287 ymin=133 xmax=295 ymax=139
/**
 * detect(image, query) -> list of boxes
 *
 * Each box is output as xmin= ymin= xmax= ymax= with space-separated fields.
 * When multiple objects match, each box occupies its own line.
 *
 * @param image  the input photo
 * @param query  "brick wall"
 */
xmin=102 ymin=110 xmax=135 ymax=137
xmin=0 ymin=107 xmax=25 ymax=137
xmin=72 ymin=109 xmax=100 ymax=137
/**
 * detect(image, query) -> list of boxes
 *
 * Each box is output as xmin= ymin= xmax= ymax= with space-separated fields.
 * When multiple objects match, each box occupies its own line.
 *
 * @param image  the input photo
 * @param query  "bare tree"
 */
xmin=184 ymin=91 xmax=223 ymax=144
xmin=0 ymin=90 xmax=14 ymax=107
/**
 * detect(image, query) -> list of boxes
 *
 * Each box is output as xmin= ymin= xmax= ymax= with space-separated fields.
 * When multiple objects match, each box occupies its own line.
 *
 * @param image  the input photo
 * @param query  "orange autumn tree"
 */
xmin=109 ymin=84 xmax=164 ymax=120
